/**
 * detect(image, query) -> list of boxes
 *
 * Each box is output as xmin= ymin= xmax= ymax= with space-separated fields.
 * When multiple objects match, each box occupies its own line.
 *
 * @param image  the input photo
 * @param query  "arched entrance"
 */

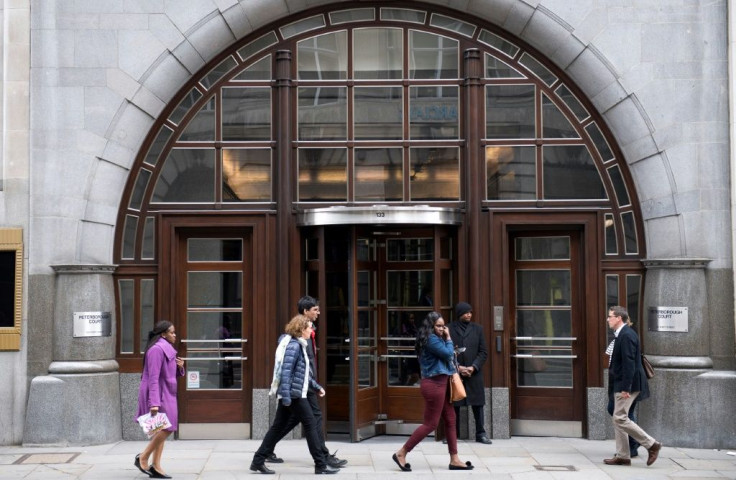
xmin=114 ymin=2 xmax=645 ymax=440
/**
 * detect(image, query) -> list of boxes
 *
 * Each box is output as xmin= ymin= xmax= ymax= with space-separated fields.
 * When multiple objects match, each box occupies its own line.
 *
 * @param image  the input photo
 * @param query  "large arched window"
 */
xmin=114 ymin=4 xmax=644 ymax=359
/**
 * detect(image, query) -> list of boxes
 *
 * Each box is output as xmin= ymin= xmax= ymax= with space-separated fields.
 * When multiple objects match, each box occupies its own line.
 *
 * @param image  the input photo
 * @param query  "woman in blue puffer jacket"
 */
xmin=250 ymin=315 xmax=338 ymax=475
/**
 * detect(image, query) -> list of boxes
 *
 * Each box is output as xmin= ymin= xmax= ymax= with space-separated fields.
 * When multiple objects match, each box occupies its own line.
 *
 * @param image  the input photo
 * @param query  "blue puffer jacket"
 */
xmin=419 ymin=333 xmax=457 ymax=379
xmin=277 ymin=336 xmax=322 ymax=406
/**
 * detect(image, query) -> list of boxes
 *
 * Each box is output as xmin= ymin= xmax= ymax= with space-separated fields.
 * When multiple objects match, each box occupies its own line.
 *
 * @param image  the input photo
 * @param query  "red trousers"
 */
xmin=403 ymin=374 xmax=458 ymax=455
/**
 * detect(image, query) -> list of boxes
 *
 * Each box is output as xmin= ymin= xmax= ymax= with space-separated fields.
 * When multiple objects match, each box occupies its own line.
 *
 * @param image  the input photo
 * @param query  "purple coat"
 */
xmin=136 ymin=337 xmax=185 ymax=430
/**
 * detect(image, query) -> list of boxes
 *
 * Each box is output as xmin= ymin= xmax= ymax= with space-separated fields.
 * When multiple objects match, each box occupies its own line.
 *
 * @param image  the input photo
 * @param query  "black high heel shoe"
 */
xmin=134 ymin=454 xmax=151 ymax=476
xmin=148 ymin=465 xmax=172 ymax=479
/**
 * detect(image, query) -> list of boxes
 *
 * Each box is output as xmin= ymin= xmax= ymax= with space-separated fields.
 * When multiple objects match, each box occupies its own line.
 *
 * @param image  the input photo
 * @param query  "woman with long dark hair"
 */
xmin=134 ymin=320 xmax=185 ymax=479
xmin=392 ymin=312 xmax=474 ymax=471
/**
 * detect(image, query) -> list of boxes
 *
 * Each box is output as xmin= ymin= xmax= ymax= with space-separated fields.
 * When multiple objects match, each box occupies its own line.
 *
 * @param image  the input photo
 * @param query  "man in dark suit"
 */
xmin=448 ymin=302 xmax=492 ymax=444
xmin=605 ymin=306 xmax=662 ymax=466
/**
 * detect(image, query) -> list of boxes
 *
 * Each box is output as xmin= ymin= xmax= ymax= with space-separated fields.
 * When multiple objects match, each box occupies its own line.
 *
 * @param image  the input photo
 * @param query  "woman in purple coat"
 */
xmin=134 ymin=321 xmax=184 ymax=479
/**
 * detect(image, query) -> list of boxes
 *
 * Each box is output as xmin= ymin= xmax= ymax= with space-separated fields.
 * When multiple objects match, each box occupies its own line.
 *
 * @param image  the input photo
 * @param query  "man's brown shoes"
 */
xmin=647 ymin=442 xmax=662 ymax=466
xmin=603 ymin=457 xmax=631 ymax=466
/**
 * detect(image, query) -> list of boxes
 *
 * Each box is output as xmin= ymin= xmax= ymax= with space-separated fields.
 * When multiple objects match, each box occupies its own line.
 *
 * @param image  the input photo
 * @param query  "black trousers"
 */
xmin=454 ymin=404 xmax=486 ymax=437
xmin=253 ymin=397 xmax=327 ymax=467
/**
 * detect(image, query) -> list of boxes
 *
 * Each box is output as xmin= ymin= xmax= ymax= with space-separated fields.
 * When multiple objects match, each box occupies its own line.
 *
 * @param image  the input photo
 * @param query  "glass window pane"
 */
xmin=386 ymin=238 xmax=434 ymax=261
xmin=626 ymin=275 xmax=642 ymax=328
xmin=380 ymin=8 xmax=426 ymax=23
xmin=387 ymin=311 xmax=422 ymax=387
xmin=542 ymin=95 xmax=578 ymax=138
xmin=410 ymin=86 xmax=458 ymax=139
xmin=516 ymin=270 xmax=570 ymax=306
xmin=516 ymin=309 xmax=572 ymax=337
xmin=354 ymin=28 xmax=402 ymax=80
xmin=354 ymin=87 xmax=402 ymax=139
xmin=153 ymin=149 xmax=215 ymax=203
xmin=237 ymin=31 xmax=278 ymax=61
xmin=233 ymin=55 xmax=271 ymax=81
xmin=144 ymin=126 xmax=173 ymax=167
xmin=185 ymin=312 xmax=242 ymax=390
xmin=410 ymin=147 xmax=459 ymax=200
xmin=605 ymin=275 xmax=619 ymax=345
xmin=354 ymin=148 xmax=403 ymax=201
xmin=305 ymin=238 xmax=318 ymax=261
xmin=585 ymin=123 xmax=614 ymax=161
xmin=429 ymin=13 xmax=475 ymax=37
xmin=387 ymin=270 xmax=433 ymax=307
xmin=298 ymin=148 xmax=347 ymax=201
xmin=169 ymin=87 xmax=202 ymax=125
xmin=123 ymin=215 xmax=138 ymax=259
xmin=140 ymin=279 xmax=155 ymax=353
xmin=409 ymin=31 xmax=458 ymax=79
xmin=188 ymin=239 xmax=243 ymax=262
xmin=179 ymin=97 xmax=215 ymax=142
xmin=621 ymin=211 xmax=638 ymax=254
xmin=298 ymin=87 xmax=347 ymax=140
xmin=543 ymin=145 xmax=606 ymax=199
xmin=517 ymin=351 xmax=572 ymax=387
xmin=223 ymin=149 xmax=272 ymax=202
xmin=607 ymin=164 xmax=630 ymax=207
xmin=222 ymin=87 xmax=271 ymax=141
xmin=485 ymin=53 xmax=523 ymax=79
xmin=605 ymin=213 xmax=618 ymax=255
xmin=142 ymin=217 xmax=155 ymax=260
xmin=478 ymin=29 xmax=520 ymax=58
xmin=118 ymin=279 xmax=134 ymax=354
xmin=201 ymin=56 xmax=238 ymax=90
xmin=188 ymin=272 xmax=242 ymax=308
xmin=555 ymin=84 xmax=588 ymax=122
xmin=330 ymin=8 xmax=374 ymax=24
xmin=515 ymin=237 xmax=570 ymax=260
xmin=486 ymin=85 xmax=535 ymax=139
xmin=281 ymin=14 xmax=326 ymax=39
xmin=486 ymin=146 xmax=536 ymax=200
xmin=357 ymin=310 xmax=375 ymax=348
xmin=358 ymin=349 xmax=376 ymax=389
xmin=357 ymin=271 xmax=372 ymax=308
xmin=298 ymin=31 xmax=347 ymax=80
xmin=519 ymin=53 xmax=557 ymax=86
xmin=129 ymin=169 xmax=151 ymax=211
xmin=356 ymin=238 xmax=373 ymax=262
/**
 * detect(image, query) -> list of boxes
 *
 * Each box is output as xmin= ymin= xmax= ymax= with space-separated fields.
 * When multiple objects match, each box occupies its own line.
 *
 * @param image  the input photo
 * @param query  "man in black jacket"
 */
xmin=267 ymin=296 xmax=347 ymax=469
xmin=448 ymin=302 xmax=492 ymax=444
xmin=604 ymin=306 xmax=662 ymax=466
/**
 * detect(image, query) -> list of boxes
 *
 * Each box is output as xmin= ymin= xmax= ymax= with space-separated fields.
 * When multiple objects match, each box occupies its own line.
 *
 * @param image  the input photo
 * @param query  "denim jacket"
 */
xmin=419 ymin=333 xmax=457 ymax=379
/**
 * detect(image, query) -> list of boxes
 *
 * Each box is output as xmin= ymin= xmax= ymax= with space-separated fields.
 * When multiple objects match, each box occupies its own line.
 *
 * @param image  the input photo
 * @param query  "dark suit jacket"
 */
xmin=448 ymin=321 xmax=488 ymax=406
xmin=608 ymin=325 xmax=649 ymax=401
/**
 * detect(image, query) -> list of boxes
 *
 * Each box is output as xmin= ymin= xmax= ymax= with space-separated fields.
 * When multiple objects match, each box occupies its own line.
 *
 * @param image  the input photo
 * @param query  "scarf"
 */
xmin=269 ymin=335 xmax=293 ymax=396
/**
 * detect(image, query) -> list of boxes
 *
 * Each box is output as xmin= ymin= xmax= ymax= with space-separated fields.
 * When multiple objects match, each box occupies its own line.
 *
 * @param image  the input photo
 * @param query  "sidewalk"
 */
xmin=1 ymin=435 xmax=735 ymax=479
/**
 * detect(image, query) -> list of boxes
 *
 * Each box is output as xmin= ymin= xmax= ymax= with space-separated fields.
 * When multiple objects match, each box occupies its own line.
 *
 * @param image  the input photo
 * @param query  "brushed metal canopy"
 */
xmin=296 ymin=205 xmax=463 ymax=226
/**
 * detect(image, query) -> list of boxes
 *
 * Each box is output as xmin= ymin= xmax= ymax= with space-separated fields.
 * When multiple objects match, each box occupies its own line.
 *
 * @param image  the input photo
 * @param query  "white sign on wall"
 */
xmin=187 ymin=371 xmax=200 ymax=389
xmin=73 ymin=311 xmax=112 ymax=337
xmin=647 ymin=306 xmax=688 ymax=332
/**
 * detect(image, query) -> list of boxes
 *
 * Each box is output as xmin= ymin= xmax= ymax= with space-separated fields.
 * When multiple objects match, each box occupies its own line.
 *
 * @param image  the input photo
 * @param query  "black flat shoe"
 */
xmin=314 ymin=464 xmax=339 ymax=474
xmin=392 ymin=453 xmax=411 ymax=472
xmin=265 ymin=453 xmax=284 ymax=463
xmin=449 ymin=461 xmax=474 ymax=470
xmin=134 ymin=454 xmax=151 ymax=476
xmin=249 ymin=463 xmax=275 ymax=474
xmin=148 ymin=465 xmax=172 ymax=479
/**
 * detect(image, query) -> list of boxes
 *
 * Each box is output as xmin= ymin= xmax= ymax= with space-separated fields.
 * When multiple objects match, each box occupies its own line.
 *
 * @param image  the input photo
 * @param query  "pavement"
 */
xmin=1 ymin=435 xmax=735 ymax=479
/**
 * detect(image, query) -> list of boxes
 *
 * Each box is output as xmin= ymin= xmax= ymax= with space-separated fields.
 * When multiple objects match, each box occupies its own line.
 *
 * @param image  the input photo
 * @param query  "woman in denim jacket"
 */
xmin=392 ymin=312 xmax=474 ymax=471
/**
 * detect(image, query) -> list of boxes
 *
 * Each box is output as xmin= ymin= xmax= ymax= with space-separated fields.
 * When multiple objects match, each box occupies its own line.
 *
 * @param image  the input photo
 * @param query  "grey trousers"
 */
xmin=612 ymin=391 xmax=656 ymax=459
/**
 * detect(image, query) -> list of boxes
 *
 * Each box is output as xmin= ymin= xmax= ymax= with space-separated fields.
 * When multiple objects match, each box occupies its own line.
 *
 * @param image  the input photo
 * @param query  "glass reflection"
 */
xmin=298 ymin=149 xmax=347 ymax=201
xmin=410 ymin=147 xmax=460 ymax=200
xmin=543 ymin=145 xmax=606 ymax=199
xmin=222 ymin=87 xmax=271 ymax=141
xmin=185 ymin=312 xmax=242 ymax=390
xmin=386 ymin=238 xmax=433 ymax=261
xmin=223 ymin=149 xmax=271 ymax=202
xmin=180 ymin=98 xmax=215 ymax=141
xmin=354 ymin=87 xmax=402 ymax=140
xmin=187 ymin=272 xmax=242 ymax=308
xmin=486 ymin=84 xmax=535 ymax=139
xmin=386 ymin=310 xmax=424 ymax=387
xmin=409 ymin=31 xmax=458 ymax=79
xmin=515 ymin=309 xmax=572 ymax=388
xmin=354 ymin=28 xmax=402 ymax=79
xmin=354 ymin=148 xmax=403 ymax=201
xmin=542 ymin=95 xmax=578 ymax=138
xmin=188 ymin=238 xmax=242 ymax=262
xmin=409 ymin=86 xmax=459 ymax=140
xmin=515 ymin=237 xmax=570 ymax=261
xmin=152 ymin=149 xmax=215 ymax=203
xmin=486 ymin=146 xmax=535 ymax=200
xmin=387 ymin=270 xmax=433 ymax=307
xmin=516 ymin=270 xmax=570 ymax=306
xmin=298 ymin=31 xmax=347 ymax=80
xmin=298 ymin=87 xmax=347 ymax=140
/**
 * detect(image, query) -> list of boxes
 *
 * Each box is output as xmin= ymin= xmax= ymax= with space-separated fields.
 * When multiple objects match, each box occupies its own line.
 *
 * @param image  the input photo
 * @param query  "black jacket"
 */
xmin=448 ymin=320 xmax=488 ymax=406
xmin=608 ymin=325 xmax=649 ymax=401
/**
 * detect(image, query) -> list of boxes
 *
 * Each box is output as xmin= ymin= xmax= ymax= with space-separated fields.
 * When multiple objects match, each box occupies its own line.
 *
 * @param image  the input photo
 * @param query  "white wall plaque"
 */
xmin=647 ymin=306 xmax=688 ymax=332
xmin=73 ymin=311 xmax=112 ymax=337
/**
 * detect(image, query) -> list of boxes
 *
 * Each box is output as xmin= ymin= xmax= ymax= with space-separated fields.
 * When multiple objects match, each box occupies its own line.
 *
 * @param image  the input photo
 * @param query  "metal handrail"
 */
xmin=512 ymin=337 xmax=577 ymax=341
xmin=512 ymin=354 xmax=577 ymax=359
xmin=180 ymin=356 xmax=247 ymax=361
xmin=181 ymin=339 xmax=248 ymax=343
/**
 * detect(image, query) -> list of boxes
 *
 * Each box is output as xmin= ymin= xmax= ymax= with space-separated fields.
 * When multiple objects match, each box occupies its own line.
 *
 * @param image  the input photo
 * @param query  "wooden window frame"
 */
xmin=0 ymin=229 xmax=23 ymax=351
